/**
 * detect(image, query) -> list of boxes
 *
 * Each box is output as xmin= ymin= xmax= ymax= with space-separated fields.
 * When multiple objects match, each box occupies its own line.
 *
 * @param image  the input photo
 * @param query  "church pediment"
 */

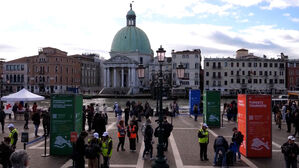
xmin=104 ymin=55 xmax=138 ymax=65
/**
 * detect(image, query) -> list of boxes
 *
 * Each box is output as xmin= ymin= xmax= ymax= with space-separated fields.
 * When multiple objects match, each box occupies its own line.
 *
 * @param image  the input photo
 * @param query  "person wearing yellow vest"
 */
xmin=101 ymin=131 xmax=112 ymax=168
xmin=8 ymin=123 xmax=18 ymax=150
xmin=127 ymin=120 xmax=137 ymax=152
xmin=198 ymin=123 xmax=209 ymax=161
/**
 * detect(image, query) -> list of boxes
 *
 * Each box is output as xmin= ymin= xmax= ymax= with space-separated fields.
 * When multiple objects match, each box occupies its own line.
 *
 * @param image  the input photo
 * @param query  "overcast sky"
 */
xmin=1 ymin=0 xmax=299 ymax=61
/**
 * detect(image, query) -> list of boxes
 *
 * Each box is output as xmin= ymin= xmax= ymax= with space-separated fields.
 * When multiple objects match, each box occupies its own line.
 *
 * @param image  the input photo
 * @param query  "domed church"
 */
xmin=102 ymin=4 xmax=153 ymax=94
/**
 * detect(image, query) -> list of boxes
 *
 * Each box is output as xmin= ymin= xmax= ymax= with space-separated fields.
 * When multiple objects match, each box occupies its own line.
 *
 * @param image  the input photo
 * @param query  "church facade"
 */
xmin=102 ymin=4 xmax=153 ymax=94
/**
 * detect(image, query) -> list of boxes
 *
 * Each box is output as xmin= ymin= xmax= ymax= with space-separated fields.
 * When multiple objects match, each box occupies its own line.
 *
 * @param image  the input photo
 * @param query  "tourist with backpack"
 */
xmin=213 ymin=136 xmax=228 ymax=167
xmin=232 ymin=127 xmax=244 ymax=161
xmin=86 ymin=133 xmax=101 ymax=168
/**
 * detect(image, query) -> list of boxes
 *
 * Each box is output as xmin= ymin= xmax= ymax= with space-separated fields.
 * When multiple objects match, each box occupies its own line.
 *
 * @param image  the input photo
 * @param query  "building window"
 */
xmin=280 ymin=79 xmax=284 ymax=84
xmin=270 ymin=79 xmax=273 ymax=84
xmin=218 ymin=72 xmax=221 ymax=78
xmin=218 ymin=62 xmax=221 ymax=68
xmin=231 ymin=62 xmax=234 ymax=67
xmin=195 ymin=63 xmax=200 ymax=69
xmin=195 ymin=73 xmax=199 ymax=78
xmin=248 ymin=63 xmax=252 ymax=67
xmin=265 ymin=71 xmax=268 ymax=76
xmin=259 ymin=79 xmax=262 ymax=83
xmin=237 ymin=71 xmax=239 ymax=76
xmin=206 ymin=62 xmax=209 ymax=67
xmin=242 ymin=62 xmax=245 ymax=67
xmin=259 ymin=71 xmax=263 ymax=75
xmin=237 ymin=79 xmax=240 ymax=83
xmin=280 ymin=71 xmax=284 ymax=76
xmin=224 ymin=81 xmax=227 ymax=85
xmin=275 ymin=79 xmax=278 ymax=84
xmin=231 ymin=71 xmax=234 ymax=75
xmin=274 ymin=63 xmax=278 ymax=67
xmin=237 ymin=62 xmax=239 ymax=67
xmin=280 ymin=63 xmax=284 ymax=68
xmin=259 ymin=63 xmax=262 ymax=67
xmin=270 ymin=63 xmax=273 ymax=67
xmin=264 ymin=63 xmax=268 ymax=67
xmin=264 ymin=79 xmax=267 ymax=84
xmin=224 ymin=72 xmax=227 ymax=76
xmin=213 ymin=62 xmax=216 ymax=68
xmin=242 ymin=71 xmax=245 ymax=75
xmin=242 ymin=79 xmax=245 ymax=84
xmin=274 ymin=71 xmax=277 ymax=76
xmin=248 ymin=79 xmax=252 ymax=83
xmin=231 ymin=79 xmax=234 ymax=83
xmin=140 ymin=57 xmax=143 ymax=64
xmin=254 ymin=63 xmax=257 ymax=67
xmin=195 ymin=80 xmax=199 ymax=85
xmin=206 ymin=81 xmax=209 ymax=86
xmin=213 ymin=72 xmax=216 ymax=77
xmin=206 ymin=72 xmax=209 ymax=76
xmin=269 ymin=71 xmax=272 ymax=76
xmin=254 ymin=79 xmax=258 ymax=83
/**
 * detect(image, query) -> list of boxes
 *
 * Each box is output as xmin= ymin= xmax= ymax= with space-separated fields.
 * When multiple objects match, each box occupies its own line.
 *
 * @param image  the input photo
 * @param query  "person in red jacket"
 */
xmin=117 ymin=120 xmax=126 ymax=152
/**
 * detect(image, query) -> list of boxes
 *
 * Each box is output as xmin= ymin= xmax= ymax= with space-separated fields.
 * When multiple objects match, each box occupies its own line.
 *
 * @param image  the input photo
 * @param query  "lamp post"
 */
xmin=137 ymin=64 xmax=145 ymax=92
xmin=151 ymin=45 xmax=169 ymax=168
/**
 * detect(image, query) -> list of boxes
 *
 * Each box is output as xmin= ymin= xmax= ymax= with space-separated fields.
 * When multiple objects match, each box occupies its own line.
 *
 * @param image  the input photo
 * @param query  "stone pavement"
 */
xmin=0 ymin=112 xmax=298 ymax=168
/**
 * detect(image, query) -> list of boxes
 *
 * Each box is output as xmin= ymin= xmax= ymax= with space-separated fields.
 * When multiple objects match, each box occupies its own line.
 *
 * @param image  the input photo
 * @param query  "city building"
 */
xmin=287 ymin=59 xmax=299 ymax=90
xmin=204 ymin=49 xmax=287 ymax=96
xmin=3 ymin=58 xmax=28 ymax=93
xmin=101 ymin=4 xmax=153 ymax=95
xmin=171 ymin=49 xmax=202 ymax=96
xmin=70 ymin=53 xmax=101 ymax=94
xmin=4 ymin=47 xmax=81 ymax=94
xmin=148 ymin=57 xmax=172 ymax=98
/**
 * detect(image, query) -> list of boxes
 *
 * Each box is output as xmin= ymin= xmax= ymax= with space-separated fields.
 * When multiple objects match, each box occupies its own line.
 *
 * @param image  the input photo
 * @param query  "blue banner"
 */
xmin=189 ymin=89 xmax=201 ymax=115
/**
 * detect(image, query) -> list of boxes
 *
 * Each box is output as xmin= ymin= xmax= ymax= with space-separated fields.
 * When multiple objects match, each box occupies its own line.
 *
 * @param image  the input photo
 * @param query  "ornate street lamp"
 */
xmin=137 ymin=64 xmax=145 ymax=79
xmin=176 ymin=64 xmax=185 ymax=79
xmin=152 ymin=45 xmax=169 ymax=168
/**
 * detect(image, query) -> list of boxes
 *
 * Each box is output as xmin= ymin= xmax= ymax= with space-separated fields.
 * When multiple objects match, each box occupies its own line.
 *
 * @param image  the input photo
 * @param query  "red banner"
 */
xmin=238 ymin=94 xmax=272 ymax=158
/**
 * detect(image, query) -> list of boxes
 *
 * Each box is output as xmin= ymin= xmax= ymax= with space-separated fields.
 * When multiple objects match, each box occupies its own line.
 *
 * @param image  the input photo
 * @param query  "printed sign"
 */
xmin=238 ymin=94 xmax=272 ymax=158
xmin=4 ymin=102 xmax=13 ymax=114
xmin=50 ymin=94 xmax=82 ymax=156
xmin=203 ymin=91 xmax=220 ymax=127
xmin=189 ymin=90 xmax=201 ymax=115
xmin=70 ymin=132 xmax=78 ymax=143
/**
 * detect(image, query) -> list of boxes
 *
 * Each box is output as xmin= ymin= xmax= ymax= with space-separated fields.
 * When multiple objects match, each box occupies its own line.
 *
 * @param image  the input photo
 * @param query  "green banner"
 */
xmin=203 ymin=91 xmax=220 ymax=127
xmin=50 ymin=94 xmax=82 ymax=156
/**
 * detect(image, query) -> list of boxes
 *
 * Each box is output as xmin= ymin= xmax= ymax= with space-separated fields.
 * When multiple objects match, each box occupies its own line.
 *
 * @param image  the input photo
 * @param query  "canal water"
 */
xmin=34 ymin=97 xmax=236 ymax=112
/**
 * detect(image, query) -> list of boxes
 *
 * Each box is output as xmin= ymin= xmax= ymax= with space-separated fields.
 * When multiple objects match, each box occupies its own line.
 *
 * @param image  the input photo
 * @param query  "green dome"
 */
xmin=127 ymin=9 xmax=135 ymax=16
xmin=111 ymin=26 xmax=153 ymax=55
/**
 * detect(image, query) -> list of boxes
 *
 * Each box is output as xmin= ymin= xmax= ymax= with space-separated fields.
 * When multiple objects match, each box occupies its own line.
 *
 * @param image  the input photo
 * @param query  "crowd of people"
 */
xmin=73 ymin=101 xmax=174 ymax=168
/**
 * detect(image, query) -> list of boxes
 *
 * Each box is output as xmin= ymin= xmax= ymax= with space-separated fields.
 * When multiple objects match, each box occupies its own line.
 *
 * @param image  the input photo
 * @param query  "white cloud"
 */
xmin=283 ymin=13 xmax=291 ymax=17
xmin=291 ymin=18 xmax=299 ymax=22
xmin=248 ymin=12 xmax=255 ymax=16
xmin=221 ymin=0 xmax=263 ymax=7
xmin=262 ymin=0 xmax=299 ymax=9
xmin=240 ymin=19 xmax=249 ymax=23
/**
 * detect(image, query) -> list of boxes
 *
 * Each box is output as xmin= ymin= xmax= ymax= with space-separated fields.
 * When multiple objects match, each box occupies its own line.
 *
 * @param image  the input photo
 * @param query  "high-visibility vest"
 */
xmin=198 ymin=129 xmax=209 ymax=144
xmin=129 ymin=125 xmax=136 ymax=139
xmin=101 ymin=138 xmax=112 ymax=157
xmin=9 ymin=128 xmax=18 ymax=145
xmin=117 ymin=125 xmax=126 ymax=138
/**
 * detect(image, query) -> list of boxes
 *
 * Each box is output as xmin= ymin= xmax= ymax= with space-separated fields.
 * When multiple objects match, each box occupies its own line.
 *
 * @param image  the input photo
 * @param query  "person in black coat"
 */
xmin=124 ymin=105 xmax=130 ymax=127
xmin=41 ymin=110 xmax=50 ymax=136
xmin=0 ymin=137 xmax=13 ymax=168
xmin=32 ymin=111 xmax=41 ymax=137
xmin=0 ymin=105 xmax=5 ymax=133
xmin=281 ymin=136 xmax=299 ymax=168
xmin=74 ymin=131 xmax=88 ymax=168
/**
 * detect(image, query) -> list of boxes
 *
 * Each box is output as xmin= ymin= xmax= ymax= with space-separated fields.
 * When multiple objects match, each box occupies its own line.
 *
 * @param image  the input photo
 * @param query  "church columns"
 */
xmin=107 ymin=68 xmax=110 ymax=87
xmin=121 ymin=68 xmax=124 ymax=87
xmin=128 ymin=68 xmax=131 ymax=87
xmin=132 ymin=67 xmax=136 ymax=87
xmin=113 ymin=68 xmax=117 ymax=87
xmin=104 ymin=68 xmax=106 ymax=87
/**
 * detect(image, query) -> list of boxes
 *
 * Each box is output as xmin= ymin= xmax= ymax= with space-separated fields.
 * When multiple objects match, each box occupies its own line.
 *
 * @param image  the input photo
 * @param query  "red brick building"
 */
xmin=287 ymin=59 xmax=299 ymax=90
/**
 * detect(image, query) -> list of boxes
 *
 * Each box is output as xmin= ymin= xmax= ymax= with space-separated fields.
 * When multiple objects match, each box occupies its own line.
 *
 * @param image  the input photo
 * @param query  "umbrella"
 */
xmin=1 ymin=88 xmax=45 ymax=102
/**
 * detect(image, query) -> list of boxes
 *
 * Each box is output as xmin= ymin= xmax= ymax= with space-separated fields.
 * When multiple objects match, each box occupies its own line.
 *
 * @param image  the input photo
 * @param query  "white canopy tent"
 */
xmin=1 ymin=88 xmax=45 ymax=102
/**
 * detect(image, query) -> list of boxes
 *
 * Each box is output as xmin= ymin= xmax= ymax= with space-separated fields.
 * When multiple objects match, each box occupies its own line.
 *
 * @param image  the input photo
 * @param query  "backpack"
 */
xmin=215 ymin=136 xmax=224 ymax=146
xmin=85 ymin=144 xmax=98 ymax=159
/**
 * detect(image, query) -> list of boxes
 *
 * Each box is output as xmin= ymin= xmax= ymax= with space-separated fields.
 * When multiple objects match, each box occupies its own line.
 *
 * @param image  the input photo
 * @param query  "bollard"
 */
xmin=41 ymin=135 xmax=50 ymax=157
